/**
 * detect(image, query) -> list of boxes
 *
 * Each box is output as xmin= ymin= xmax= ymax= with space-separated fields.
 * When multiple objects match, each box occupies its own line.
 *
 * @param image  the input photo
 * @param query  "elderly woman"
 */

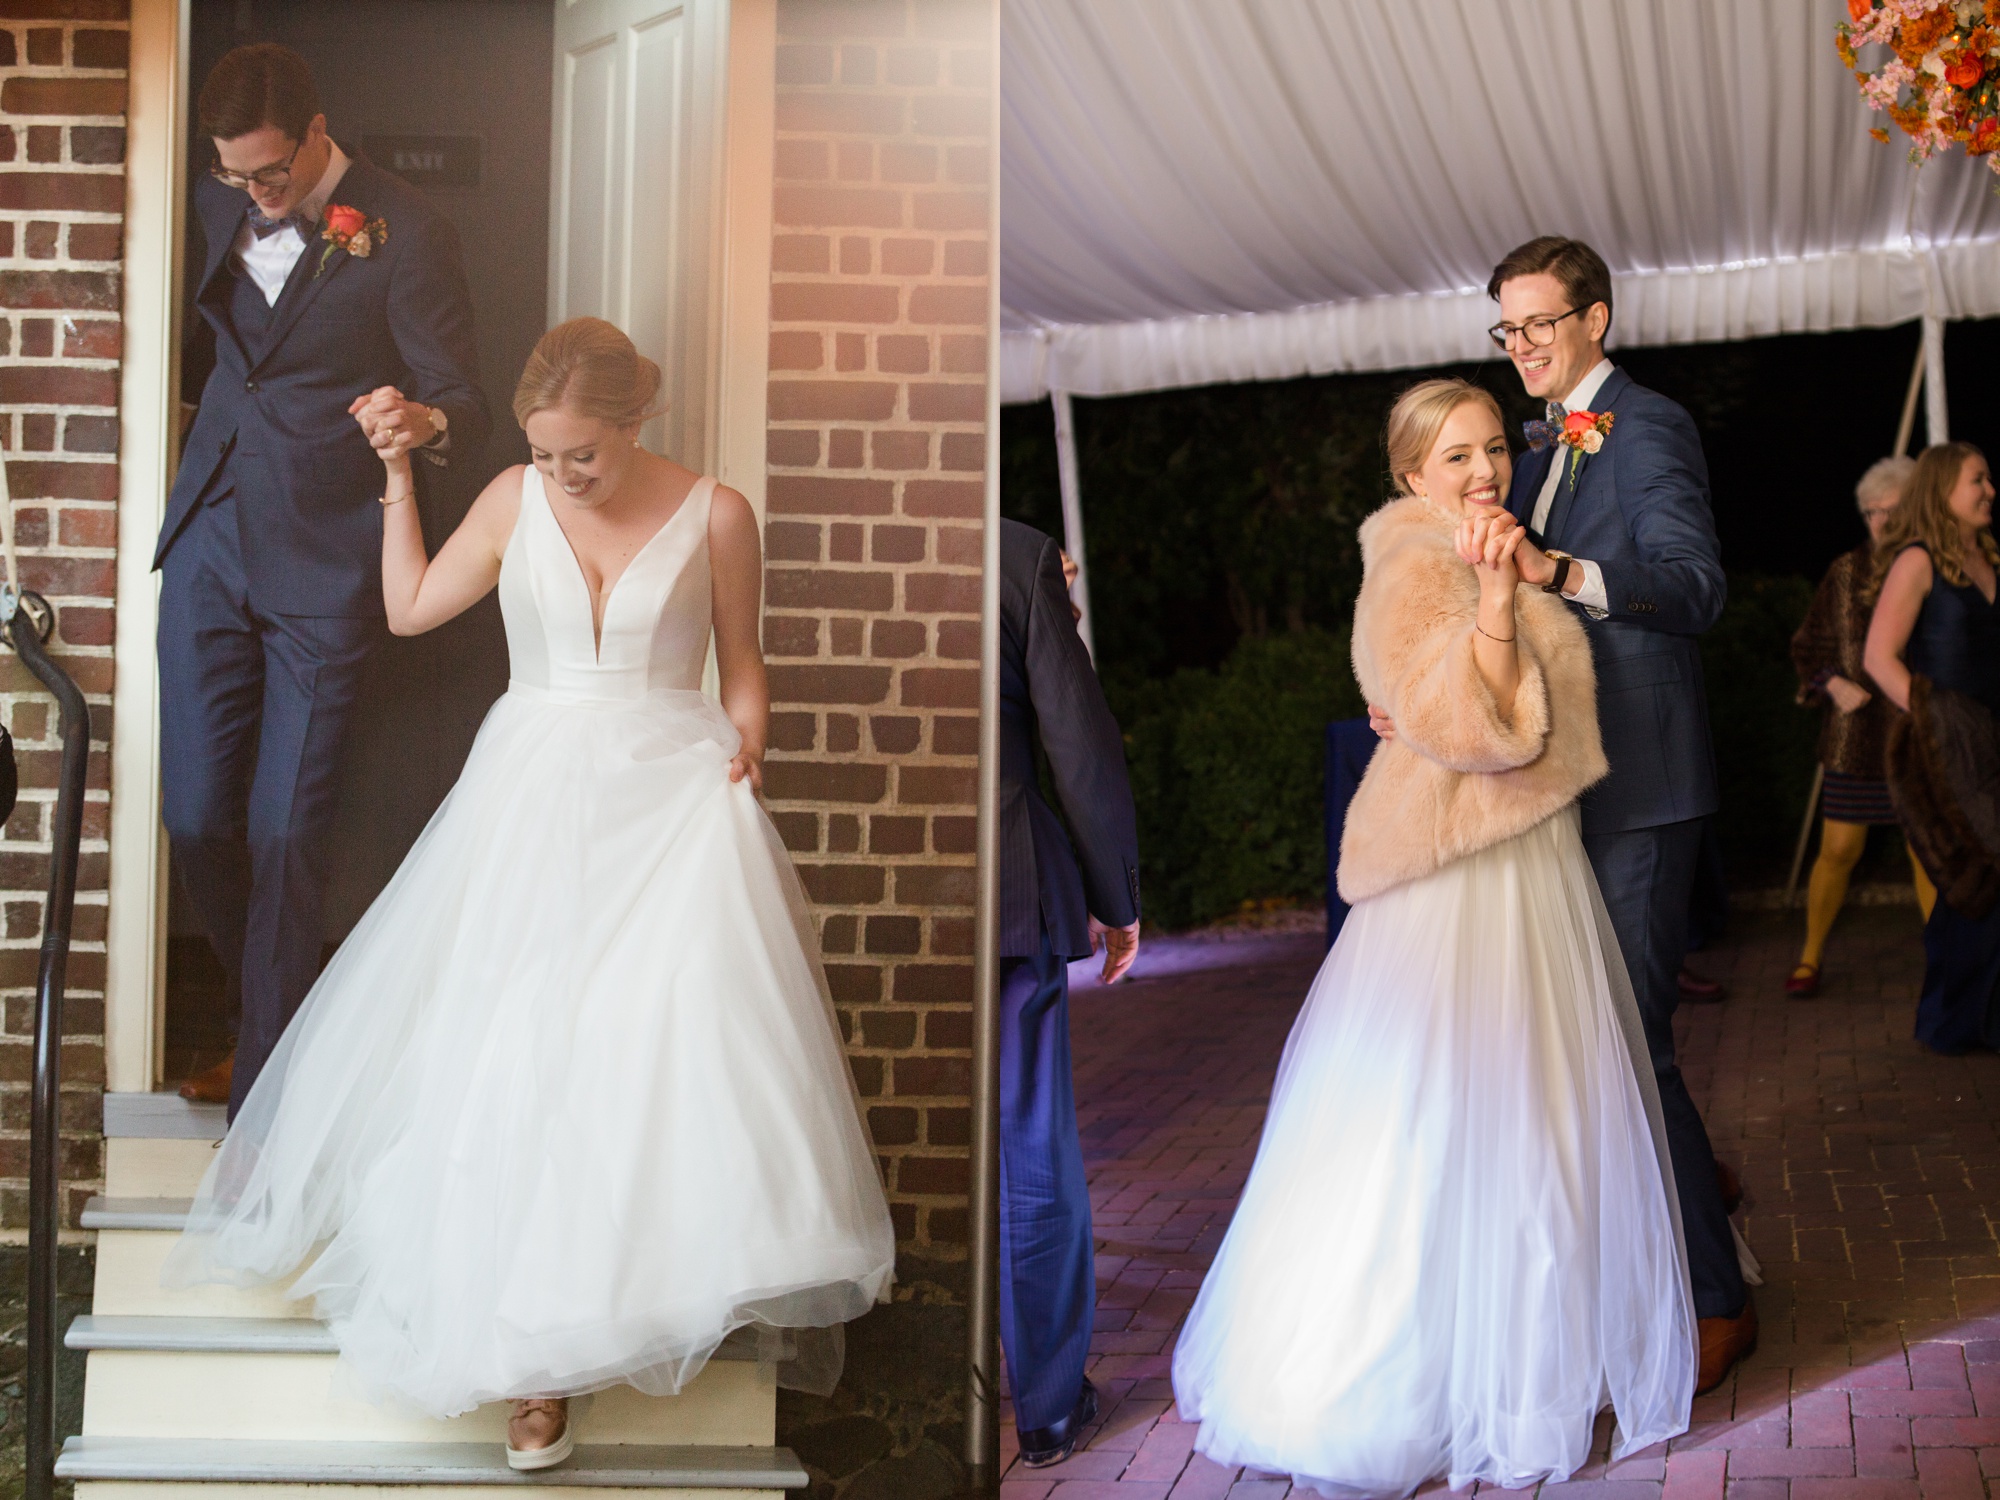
xmin=1785 ymin=456 xmax=1933 ymax=998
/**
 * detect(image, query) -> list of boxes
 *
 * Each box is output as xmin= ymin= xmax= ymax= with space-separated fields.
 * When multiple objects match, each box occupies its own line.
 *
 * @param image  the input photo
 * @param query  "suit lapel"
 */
xmin=252 ymin=152 xmax=377 ymax=373
xmin=195 ymin=184 xmax=254 ymax=370
xmin=1543 ymin=367 xmax=1630 ymax=551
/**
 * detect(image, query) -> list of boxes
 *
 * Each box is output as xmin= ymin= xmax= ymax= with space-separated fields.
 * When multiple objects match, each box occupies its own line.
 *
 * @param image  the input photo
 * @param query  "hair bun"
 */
xmin=513 ymin=317 xmax=667 ymax=431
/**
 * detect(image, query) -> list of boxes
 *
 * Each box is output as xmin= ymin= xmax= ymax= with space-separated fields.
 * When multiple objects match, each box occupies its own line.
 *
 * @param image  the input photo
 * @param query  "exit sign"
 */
xmin=361 ymin=134 xmax=482 ymax=191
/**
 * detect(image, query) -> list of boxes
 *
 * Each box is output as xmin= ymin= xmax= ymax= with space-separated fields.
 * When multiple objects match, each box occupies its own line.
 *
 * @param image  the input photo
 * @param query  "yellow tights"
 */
xmin=1796 ymin=818 xmax=1937 ymax=972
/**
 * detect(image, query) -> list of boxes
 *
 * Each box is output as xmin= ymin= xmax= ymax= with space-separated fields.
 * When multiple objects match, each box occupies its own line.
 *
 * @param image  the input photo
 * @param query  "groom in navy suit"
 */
xmin=1486 ymin=237 xmax=1753 ymax=1391
xmin=158 ymin=44 xmax=487 ymax=1116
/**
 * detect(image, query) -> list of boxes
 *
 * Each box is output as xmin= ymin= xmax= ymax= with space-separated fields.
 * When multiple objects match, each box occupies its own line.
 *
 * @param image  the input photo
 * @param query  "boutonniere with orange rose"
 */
xmin=1559 ymin=409 xmax=1613 ymax=488
xmin=317 ymin=204 xmax=388 ymax=277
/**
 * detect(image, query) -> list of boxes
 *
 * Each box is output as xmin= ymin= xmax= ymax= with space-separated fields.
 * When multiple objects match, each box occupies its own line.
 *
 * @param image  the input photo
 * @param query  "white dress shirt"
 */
xmin=1529 ymin=356 xmax=1614 ymax=616
xmin=231 ymin=143 xmax=352 ymax=306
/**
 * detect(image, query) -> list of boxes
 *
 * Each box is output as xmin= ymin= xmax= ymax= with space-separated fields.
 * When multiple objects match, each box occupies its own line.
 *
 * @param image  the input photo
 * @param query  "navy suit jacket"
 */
xmin=159 ymin=153 xmax=489 ymax=617
xmin=999 ymin=519 xmax=1141 ymax=960
xmin=1507 ymin=366 xmax=1725 ymax=835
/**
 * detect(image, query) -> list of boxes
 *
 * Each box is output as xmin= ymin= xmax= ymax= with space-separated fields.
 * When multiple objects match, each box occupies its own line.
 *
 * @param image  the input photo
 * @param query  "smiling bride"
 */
xmin=1170 ymin=379 xmax=1694 ymax=1496
xmin=163 ymin=317 xmax=896 ymax=1468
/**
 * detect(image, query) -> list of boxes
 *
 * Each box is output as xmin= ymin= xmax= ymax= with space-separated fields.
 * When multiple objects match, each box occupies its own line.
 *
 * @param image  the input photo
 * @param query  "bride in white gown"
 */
xmin=164 ymin=318 xmax=896 ymax=1466
xmin=1170 ymin=380 xmax=1695 ymax=1497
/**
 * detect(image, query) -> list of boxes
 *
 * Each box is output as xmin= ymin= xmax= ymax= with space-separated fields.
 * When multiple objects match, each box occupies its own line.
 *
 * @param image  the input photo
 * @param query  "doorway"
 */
xmin=162 ymin=0 xmax=725 ymax=1087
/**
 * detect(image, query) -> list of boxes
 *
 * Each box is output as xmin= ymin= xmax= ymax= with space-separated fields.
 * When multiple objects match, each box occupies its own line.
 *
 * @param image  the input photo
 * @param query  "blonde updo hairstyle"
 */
xmin=512 ymin=317 xmax=664 ymax=432
xmin=1384 ymin=377 xmax=1506 ymax=498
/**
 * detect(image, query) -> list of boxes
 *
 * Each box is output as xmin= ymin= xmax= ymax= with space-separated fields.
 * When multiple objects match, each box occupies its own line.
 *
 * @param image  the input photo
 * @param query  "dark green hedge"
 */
xmin=1105 ymin=575 xmax=1820 ymax=930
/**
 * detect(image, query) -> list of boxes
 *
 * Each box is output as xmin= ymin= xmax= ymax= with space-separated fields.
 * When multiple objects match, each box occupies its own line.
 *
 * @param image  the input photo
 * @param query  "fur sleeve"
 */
xmin=1356 ymin=534 xmax=1552 ymax=775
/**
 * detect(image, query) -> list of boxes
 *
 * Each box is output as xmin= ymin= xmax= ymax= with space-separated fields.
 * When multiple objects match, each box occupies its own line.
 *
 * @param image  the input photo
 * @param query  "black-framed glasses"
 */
xmin=1487 ymin=305 xmax=1590 ymax=351
xmin=210 ymin=138 xmax=302 ymax=193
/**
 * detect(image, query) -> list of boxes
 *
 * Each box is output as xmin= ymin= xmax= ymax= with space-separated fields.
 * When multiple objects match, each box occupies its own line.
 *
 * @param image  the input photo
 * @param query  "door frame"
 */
xmin=103 ymin=0 xmax=774 ymax=1092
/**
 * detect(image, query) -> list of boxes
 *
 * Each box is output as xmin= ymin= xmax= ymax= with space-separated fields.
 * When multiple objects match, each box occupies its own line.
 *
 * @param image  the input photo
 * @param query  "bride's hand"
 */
xmin=351 ymin=386 xmax=417 ymax=471
xmin=1475 ymin=522 xmax=1525 ymax=592
xmin=727 ymin=749 xmax=764 ymax=794
xmin=1454 ymin=509 xmax=1519 ymax=570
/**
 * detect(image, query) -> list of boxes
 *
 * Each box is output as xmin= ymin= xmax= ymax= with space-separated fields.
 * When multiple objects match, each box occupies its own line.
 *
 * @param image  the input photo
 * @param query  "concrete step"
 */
xmin=57 ymin=1436 xmax=806 ymax=1489
xmin=90 ymin=1220 xmax=310 ymax=1320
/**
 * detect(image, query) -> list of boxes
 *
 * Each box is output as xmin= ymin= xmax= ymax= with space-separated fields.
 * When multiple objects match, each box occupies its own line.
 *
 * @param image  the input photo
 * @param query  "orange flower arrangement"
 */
xmin=1840 ymin=1 xmax=2000 ymax=168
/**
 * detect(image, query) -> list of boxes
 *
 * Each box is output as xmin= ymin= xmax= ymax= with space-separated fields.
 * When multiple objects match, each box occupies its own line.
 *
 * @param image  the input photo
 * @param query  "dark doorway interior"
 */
xmin=166 ymin=0 xmax=555 ymax=1086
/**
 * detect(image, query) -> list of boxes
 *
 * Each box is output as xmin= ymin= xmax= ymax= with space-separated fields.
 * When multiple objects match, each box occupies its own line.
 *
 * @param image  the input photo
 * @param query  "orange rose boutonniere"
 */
xmin=317 ymin=204 xmax=388 ymax=277
xmin=1559 ymin=409 xmax=1613 ymax=488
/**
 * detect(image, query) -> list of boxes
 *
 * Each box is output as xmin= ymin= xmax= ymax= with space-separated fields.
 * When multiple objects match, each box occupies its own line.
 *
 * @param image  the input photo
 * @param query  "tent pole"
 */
xmin=1893 ymin=338 xmax=1925 ymax=458
xmin=1050 ymin=390 xmax=1095 ymax=658
xmin=1922 ymin=313 xmax=1949 ymax=446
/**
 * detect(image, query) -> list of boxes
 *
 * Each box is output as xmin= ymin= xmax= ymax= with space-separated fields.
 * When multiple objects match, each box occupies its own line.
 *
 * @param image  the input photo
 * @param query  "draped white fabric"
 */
xmin=1000 ymin=0 xmax=2000 ymax=403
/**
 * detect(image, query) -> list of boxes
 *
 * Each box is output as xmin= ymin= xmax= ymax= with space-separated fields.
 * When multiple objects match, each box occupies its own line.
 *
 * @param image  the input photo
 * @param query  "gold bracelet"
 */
xmin=380 ymin=491 xmax=413 ymax=507
xmin=1475 ymin=621 xmax=1516 ymax=643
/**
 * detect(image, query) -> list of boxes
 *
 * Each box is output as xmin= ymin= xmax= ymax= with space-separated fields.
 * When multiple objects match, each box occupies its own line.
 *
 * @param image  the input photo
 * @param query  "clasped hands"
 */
xmin=350 ymin=386 xmax=438 ymax=464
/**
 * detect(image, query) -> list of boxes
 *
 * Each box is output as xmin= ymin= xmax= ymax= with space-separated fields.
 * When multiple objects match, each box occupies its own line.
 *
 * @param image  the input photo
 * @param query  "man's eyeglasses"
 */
xmin=1487 ymin=305 xmax=1590 ymax=352
xmin=210 ymin=138 xmax=302 ymax=193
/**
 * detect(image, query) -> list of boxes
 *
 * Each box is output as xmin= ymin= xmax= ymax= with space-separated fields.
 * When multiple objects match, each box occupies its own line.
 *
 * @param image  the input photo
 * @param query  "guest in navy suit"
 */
xmin=1369 ymin=237 xmax=1754 ymax=1394
xmin=998 ymin=518 xmax=1141 ymax=1468
xmin=158 ymin=44 xmax=488 ymax=1116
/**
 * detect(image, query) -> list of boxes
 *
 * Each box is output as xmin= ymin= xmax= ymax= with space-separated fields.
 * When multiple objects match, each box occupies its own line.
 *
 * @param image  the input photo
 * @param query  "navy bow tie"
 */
xmin=247 ymin=206 xmax=314 ymax=240
xmin=1524 ymin=400 xmax=1569 ymax=451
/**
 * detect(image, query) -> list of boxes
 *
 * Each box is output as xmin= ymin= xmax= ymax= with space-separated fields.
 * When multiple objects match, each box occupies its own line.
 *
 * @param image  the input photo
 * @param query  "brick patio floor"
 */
xmin=998 ymin=904 xmax=2000 ymax=1500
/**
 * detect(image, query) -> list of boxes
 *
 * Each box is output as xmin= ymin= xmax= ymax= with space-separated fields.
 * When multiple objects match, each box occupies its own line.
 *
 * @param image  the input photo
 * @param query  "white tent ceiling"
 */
xmin=1000 ymin=0 xmax=2000 ymax=404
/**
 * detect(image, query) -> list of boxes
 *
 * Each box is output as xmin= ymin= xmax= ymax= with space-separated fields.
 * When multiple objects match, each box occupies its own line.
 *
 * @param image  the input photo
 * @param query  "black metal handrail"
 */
xmin=6 ymin=589 xmax=90 ymax=1500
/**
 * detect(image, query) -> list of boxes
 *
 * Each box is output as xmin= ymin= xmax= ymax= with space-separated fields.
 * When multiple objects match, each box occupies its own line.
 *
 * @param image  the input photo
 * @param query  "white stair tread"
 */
xmin=56 ymin=1436 xmax=807 ymax=1488
xmin=104 ymin=1092 xmax=228 ymax=1140
xmin=82 ymin=1196 xmax=194 ymax=1230
xmin=66 ymin=1312 xmax=766 ymax=1361
xmin=67 ymin=1315 xmax=335 ymax=1353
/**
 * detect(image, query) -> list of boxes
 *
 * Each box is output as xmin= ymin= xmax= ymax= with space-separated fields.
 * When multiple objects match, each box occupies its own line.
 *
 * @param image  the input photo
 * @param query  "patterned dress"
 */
xmin=1791 ymin=544 xmax=1897 ymax=825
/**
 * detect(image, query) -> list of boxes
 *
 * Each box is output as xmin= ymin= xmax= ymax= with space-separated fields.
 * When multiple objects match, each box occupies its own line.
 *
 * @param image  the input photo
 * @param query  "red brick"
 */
xmin=65 ymin=219 xmax=122 ymax=264
xmin=767 ymin=380 xmax=898 ymax=422
xmin=900 ymin=667 xmax=978 ymax=708
xmin=892 ymin=1054 xmax=971 ymax=1096
xmin=775 ymin=43 xmax=833 ymax=85
xmin=762 ymin=760 xmax=886 ymax=804
xmin=894 ymin=864 xmax=974 ymax=906
xmin=869 ymin=619 xmax=925 ymax=658
xmin=7 ymin=461 xmax=117 ymax=501
xmin=870 ymin=430 xmax=930 ymax=469
xmin=774 ymin=137 xmax=829 ymax=180
xmin=908 ymin=285 xmax=986 ymax=328
xmin=871 ymin=715 xmax=921 ymax=754
xmin=769 ymin=330 xmax=823 ymax=370
xmin=870 ymin=524 xmax=926 ymax=563
xmin=766 ymin=569 xmax=894 ymax=613
xmin=771 ymin=282 xmax=900 ymax=325
xmin=877 ymin=334 xmax=931 ymax=374
xmin=913 ymin=191 xmax=985 ymax=231
xmin=835 ymin=142 xmax=872 ymax=182
xmin=767 ymin=429 xmax=820 ymax=468
xmin=944 ymin=239 xmax=989 ymax=277
xmin=880 ymin=142 xmax=937 ymax=183
xmin=772 ymin=233 xmax=830 ymax=273
xmin=897 ymin=1155 xmax=967 ymax=1195
xmin=904 ymin=572 xmax=980 ymax=613
xmin=61 ymin=317 xmax=119 ymax=358
xmin=1 ymin=77 xmax=127 ymax=117
xmin=766 ymin=663 xmax=892 ymax=704
xmin=898 ymin=765 xmax=976 ymax=804
xmin=774 ymin=184 xmax=903 ymax=229
xmin=73 ymin=29 xmax=129 ymax=69
xmin=767 ymin=473 xmax=896 ymax=515
xmin=907 ymin=383 xmax=985 ymax=422
xmin=797 ymin=863 xmax=886 ymax=905
xmin=0 ymin=269 xmax=120 ymax=313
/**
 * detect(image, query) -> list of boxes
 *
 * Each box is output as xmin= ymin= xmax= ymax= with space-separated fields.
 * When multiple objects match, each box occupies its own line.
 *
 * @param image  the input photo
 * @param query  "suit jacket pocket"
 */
xmin=1601 ymin=650 xmax=1683 ymax=692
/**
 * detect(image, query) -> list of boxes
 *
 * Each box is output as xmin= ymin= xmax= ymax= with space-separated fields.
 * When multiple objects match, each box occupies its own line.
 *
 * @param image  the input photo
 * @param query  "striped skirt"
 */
xmin=1821 ymin=770 xmax=1898 ymax=827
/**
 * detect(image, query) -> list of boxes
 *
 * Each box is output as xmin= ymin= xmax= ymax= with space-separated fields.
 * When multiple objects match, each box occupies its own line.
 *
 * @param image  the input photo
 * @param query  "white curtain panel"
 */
xmin=1000 ymin=0 xmax=2000 ymax=401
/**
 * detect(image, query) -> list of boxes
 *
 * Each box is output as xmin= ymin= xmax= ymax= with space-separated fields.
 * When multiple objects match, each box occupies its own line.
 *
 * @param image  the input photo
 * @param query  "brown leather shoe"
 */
xmin=1715 ymin=1159 xmax=1743 ymax=1214
xmin=178 ymin=1050 xmax=234 ymax=1105
xmin=1695 ymin=1299 xmax=1758 ymax=1395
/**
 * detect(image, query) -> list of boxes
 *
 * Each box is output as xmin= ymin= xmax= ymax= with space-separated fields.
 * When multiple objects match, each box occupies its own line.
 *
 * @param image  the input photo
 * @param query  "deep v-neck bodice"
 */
xmin=499 ymin=465 xmax=716 ymax=701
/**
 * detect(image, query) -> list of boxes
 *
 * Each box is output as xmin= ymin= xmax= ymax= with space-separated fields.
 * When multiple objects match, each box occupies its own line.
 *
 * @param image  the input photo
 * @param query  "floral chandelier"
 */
xmin=1839 ymin=0 xmax=2000 ymax=168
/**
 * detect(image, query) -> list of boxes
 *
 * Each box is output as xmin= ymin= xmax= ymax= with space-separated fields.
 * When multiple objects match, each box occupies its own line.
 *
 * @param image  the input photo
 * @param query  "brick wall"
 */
xmin=0 ymin=0 xmax=127 ymax=1236
xmin=764 ymin=0 xmax=986 ymax=1277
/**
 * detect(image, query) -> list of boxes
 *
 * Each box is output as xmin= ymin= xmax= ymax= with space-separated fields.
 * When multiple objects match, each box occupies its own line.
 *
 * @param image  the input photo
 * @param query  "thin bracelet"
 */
xmin=380 ymin=491 xmax=413 ymax=507
xmin=1475 ymin=621 xmax=1516 ymax=643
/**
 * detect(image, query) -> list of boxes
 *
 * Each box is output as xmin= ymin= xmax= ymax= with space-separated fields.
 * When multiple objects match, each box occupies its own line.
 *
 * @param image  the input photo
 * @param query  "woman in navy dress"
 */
xmin=1865 ymin=442 xmax=2000 ymax=1053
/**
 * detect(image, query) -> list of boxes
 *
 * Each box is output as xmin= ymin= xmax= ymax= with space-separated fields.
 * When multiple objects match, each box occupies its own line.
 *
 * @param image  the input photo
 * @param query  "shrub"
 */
xmin=1108 ymin=627 xmax=1365 ymax=929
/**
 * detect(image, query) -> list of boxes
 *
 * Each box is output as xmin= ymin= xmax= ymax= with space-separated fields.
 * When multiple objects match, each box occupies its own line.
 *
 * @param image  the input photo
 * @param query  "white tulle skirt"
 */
xmin=163 ymin=685 xmax=897 ymax=1418
xmin=1171 ymin=807 xmax=1695 ymax=1497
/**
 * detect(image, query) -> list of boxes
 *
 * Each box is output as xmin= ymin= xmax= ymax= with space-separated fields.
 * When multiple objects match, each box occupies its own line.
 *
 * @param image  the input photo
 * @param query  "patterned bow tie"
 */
xmin=247 ymin=206 xmax=314 ymax=240
xmin=1523 ymin=399 xmax=1568 ymax=451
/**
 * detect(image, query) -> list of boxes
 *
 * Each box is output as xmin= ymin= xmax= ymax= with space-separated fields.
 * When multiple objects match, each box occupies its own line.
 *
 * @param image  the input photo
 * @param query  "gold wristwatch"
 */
xmin=1542 ymin=549 xmax=1574 ymax=595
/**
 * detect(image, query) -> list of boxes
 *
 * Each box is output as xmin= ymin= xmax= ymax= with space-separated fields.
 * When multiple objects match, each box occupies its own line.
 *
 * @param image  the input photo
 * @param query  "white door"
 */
xmin=548 ymin=0 xmax=725 ymax=465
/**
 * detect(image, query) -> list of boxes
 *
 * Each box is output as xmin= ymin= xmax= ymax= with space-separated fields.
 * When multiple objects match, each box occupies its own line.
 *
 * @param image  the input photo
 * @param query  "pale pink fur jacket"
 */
xmin=1337 ymin=494 xmax=1608 ymax=904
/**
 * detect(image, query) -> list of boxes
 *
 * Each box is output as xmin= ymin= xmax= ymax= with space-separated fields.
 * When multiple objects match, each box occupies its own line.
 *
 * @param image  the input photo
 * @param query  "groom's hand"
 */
xmin=1090 ymin=916 xmax=1140 ymax=984
xmin=1510 ymin=533 xmax=1559 ymax=589
xmin=1367 ymin=703 xmax=1396 ymax=742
